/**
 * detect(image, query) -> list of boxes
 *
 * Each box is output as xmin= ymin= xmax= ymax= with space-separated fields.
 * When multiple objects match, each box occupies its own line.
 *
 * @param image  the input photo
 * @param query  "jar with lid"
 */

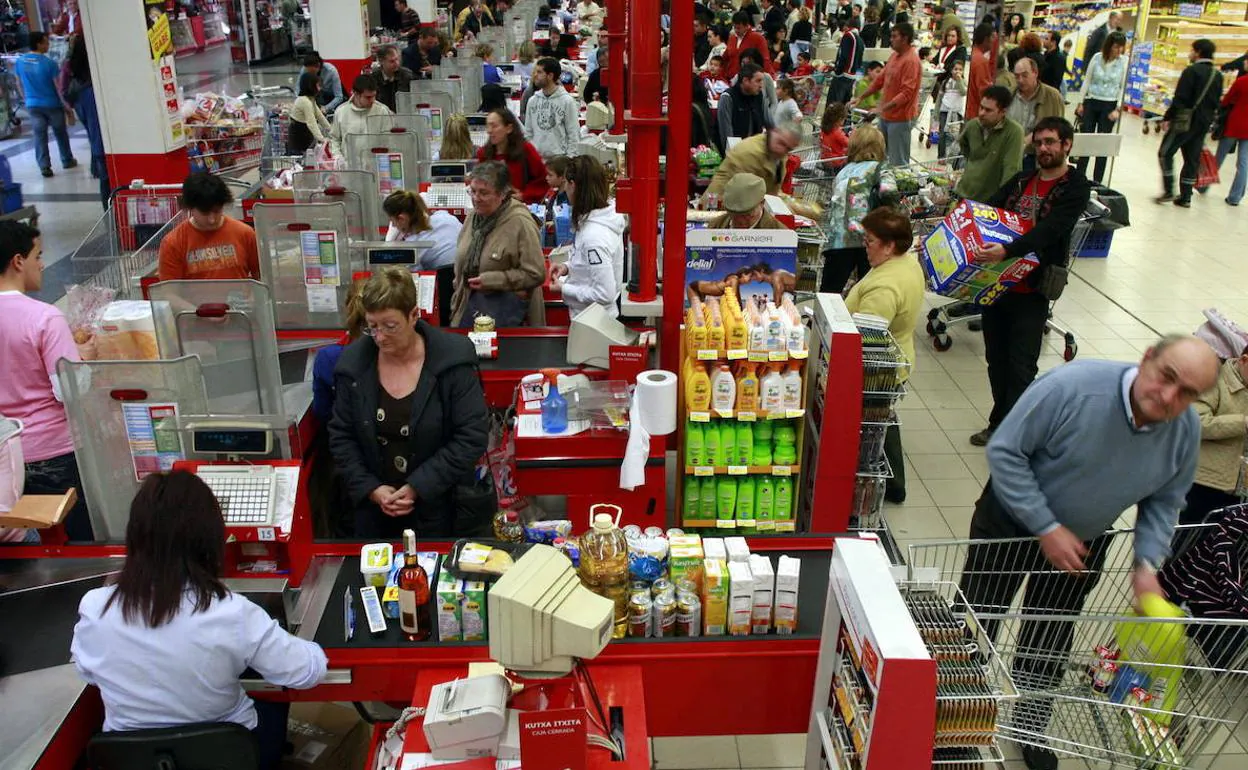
xmin=493 ymin=510 xmax=524 ymax=543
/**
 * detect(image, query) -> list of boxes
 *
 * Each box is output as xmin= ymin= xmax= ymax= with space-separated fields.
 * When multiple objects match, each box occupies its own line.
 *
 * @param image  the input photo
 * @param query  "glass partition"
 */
xmin=253 ymin=202 xmax=355 ymax=330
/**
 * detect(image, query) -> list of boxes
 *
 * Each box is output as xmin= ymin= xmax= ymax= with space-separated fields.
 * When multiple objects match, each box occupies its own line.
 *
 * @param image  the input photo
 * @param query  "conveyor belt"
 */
xmin=312 ymin=551 xmax=830 ymax=650
xmin=0 ymin=574 xmax=110 ymax=678
xmin=478 ymin=335 xmax=572 ymax=372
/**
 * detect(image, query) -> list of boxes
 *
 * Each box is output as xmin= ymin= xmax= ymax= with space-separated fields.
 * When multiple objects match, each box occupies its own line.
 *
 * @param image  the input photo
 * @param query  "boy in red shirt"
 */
xmin=158 ymin=172 xmax=260 ymax=282
xmin=700 ymin=55 xmax=732 ymax=99
xmin=791 ymin=50 xmax=815 ymax=77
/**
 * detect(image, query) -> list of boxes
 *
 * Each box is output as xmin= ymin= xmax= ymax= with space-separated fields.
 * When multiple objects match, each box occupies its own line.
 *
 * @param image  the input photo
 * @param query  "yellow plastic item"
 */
xmin=737 ymin=362 xmax=760 ymax=413
xmin=1115 ymin=593 xmax=1187 ymax=726
xmin=686 ymin=362 xmax=712 ymax=411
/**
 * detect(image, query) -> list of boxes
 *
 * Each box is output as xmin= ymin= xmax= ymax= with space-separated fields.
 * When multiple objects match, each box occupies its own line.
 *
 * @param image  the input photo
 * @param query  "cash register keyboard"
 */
xmin=197 ymin=465 xmax=277 ymax=526
xmin=424 ymin=183 xmax=471 ymax=210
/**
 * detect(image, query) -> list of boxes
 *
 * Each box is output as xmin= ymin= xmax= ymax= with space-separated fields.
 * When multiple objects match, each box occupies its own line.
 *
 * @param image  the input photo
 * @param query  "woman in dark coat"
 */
xmin=328 ymin=269 xmax=489 ymax=538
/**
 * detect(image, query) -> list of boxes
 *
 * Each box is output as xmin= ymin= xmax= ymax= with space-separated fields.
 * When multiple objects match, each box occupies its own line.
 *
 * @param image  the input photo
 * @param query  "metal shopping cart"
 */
xmin=68 ymin=183 xmax=186 ymax=298
xmin=924 ymin=197 xmax=1112 ymax=360
xmin=904 ymin=528 xmax=1248 ymax=769
xmin=247 ymin=86 xmax=300 ymax=178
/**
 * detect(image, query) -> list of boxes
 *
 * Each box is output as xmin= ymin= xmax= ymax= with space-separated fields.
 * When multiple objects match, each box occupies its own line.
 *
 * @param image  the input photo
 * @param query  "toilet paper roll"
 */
xmin=634 ymin=369 xmax=677 ymax=436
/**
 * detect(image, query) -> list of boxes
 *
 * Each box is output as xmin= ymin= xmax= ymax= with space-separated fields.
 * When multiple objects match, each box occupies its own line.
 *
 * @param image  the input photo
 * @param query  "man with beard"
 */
xmin=968 ymin=116 xmax=1091 ymax=448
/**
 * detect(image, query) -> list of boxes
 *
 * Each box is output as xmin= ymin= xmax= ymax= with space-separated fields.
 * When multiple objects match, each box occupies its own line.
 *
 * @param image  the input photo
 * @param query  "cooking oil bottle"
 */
xmin=579 ymin=510 xmax=630 ymax=639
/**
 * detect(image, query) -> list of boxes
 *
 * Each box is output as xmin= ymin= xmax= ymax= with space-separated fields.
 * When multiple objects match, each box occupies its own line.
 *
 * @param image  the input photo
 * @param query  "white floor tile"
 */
xmin=880 ymin=505 xmax=954 ymax=540
xmin=906 ymin=452 xmax=973 ymax=481
xmin=734 ymin=734 xmax=806 ymax=768
xmin=653 ymin=736 xmax=740 ymax=769
xmin=923 ymin=478 xmax=988 ymax=509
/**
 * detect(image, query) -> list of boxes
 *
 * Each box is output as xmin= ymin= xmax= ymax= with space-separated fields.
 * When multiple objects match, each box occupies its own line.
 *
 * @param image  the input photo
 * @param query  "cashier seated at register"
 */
xmin=157 ymin=171 xmax=260 ymax=282
xmin=328 ymin=269 xmax=489 ymax=538
xmin=71 ymin=471 xmax=327 ymax=770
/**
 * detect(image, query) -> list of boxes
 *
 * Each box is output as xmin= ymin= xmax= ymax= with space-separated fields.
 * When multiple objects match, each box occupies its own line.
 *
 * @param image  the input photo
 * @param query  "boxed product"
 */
xmin=727 ymin=560 xmax=755 ymax=637
xmin=920 ymin=199 xmax=1041 ymax=306
xmin=281 ymin=702 xmax=369 ymax=770
xmin=436 ymin=569 xmax=463 ymax=642
xmin=725 ymin=536 xmax=751 ymax=564
xmin=702 ymin=537 xmax=727 ymax=562
xmin=775 ymin=555 xmax=801 ymax=634
xmin=669 ymin=534 xmax=705 ymax=590
xmin=461 ymin=579 xmax=488 ymax=642
xmin=702 ymin=558 xmax=729 ymax=636
xmin=95 ymin=300 xmax=159 ymax=361
xmin=749 ymin=554 xmax=775 ymax=635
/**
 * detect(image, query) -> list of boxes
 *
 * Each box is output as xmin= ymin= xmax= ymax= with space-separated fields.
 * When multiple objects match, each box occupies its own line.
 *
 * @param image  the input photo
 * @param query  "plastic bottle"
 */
xmin=782 ymin=298 xmax=805 ymax=353
xmin=774 ymin=421 xmax=797 ymax=446
xmin=761 ymin=366 xmax=784 ymax=415
xmin=686 ymin=421 xmax=705 ymax=466
xmin=736 ymin=476 xmax=756 ymax=520
xmin=686 ymin=363 xmax=712 ymax=411
xmin=748 ymin=309 xmax=766 ymax=352
xmin=707 ymin=300 xmax=726 ymax=353
xmin=752 ymin=442 xmax=773 ymax=466
xmin=755 ymin=477 xmax=775 ymax=521
xmin=705 ymin=420 xmax=722 ymax=465
xmin=726 ymin=302 xmax=749 ymax=351
xmin=711 ymin=365 xmax=736 ymax=412
xmin=719 ymin=422 xmax=736 ymax=468
xmin=716 ymin=477 xmax=737 ymax=519
xmin=541 ymin=368 xmax=568 ymax=433
xmin=765 ymin=302 xmax=785 ymax=352
xmin=754 ymin=420 xmax=774 ymax=445
xmin=737 ymin=363 xmax=760 ymax=413
xmin=735 ymin=422 xmax=754 ymax=466
xmin=687 ymin=302 xmax=708 ymax=350
xmin=781 ymin=363 xmax=803 ymax=412
xmin=774 ymin=477 xmax=793 ymax=519
xmin=683 ymin=477 xmax=700 ymax=519
xmin=699 ymin=476 xmax=717 ymax=519
xmin=492 ymin=510 xmax=525 ymax=543
xmin=579 ymin=512 xmax=631 ymax=639
xmin=773 ymin=441 xmax=798 ymax=465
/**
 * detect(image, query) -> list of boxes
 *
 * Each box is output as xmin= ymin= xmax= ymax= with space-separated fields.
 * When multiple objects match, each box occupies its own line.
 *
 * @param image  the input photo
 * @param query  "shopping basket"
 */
xmin=905 ymin=528 xmax=1248 ymax=769
xmin=68 ymin=183 xmax=185 ymax=299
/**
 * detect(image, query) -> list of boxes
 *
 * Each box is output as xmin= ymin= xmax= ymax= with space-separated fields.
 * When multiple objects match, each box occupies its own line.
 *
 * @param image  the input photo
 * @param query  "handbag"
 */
xmin=1036 ymin=264 xmax=1069 ymax=302
xmin=460 ymin=288 xmax=528 ymax=328
xmin=1170 ymin=68 xmax=1218 ymax=135
xmin=441 ymin=365 xmax=499 ymax=538
xmin=1197 ymin=147 xmax=1221 ymax=188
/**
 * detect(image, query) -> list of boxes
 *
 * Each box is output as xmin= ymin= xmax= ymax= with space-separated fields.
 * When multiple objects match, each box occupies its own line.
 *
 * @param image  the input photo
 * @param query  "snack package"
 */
xmin=63 ymin=284 xmax=114 ymax=352
xmin=921 ymin=199 xmax=1041 ymax=306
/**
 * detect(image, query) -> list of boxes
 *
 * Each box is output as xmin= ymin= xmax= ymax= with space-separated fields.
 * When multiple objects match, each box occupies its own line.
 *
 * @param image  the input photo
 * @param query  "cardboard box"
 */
xmin=725 ymin=537 xmax=751 ymax=563
xmin=702 ymin=537 xmax=726 ymax=562
xmin=727 ymin=560 xmax=755 ymax=636
xmin=749 ymin=554 xmax=775 ymax=635
xmin=776 ymin=555 xmax=801 ymax=593
xmin=669 ymin=534 xmax=705 ymax=590
xmin=461 ymin=580 xmax=488 ymax=641
xmin=437 ymin=570 xmax=463 ymax=642
xmin=702 ymin=558 xmax=729 ymax=636
xmin=281 ymin=702 xmax=368 ymax=770
xmin=921 ymin=199 xmax=1041 ymax=306
xmin=775 ymin=589 xmax=799 ymax=634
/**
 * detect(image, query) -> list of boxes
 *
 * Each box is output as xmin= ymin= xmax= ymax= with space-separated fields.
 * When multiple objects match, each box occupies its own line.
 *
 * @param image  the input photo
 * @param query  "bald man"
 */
xmin=958 ymin=335 xmax=1219 ymax=770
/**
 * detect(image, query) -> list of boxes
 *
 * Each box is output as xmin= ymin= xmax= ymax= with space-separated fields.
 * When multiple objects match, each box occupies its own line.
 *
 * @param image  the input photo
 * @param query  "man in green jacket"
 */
xmin=956 ymin=85 xmax=1024 ymax=203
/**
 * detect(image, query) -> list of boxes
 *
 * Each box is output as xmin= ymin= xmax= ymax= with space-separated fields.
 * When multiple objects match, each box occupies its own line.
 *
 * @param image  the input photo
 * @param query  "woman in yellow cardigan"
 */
xmin=844 ymin=206 xmax=925 ymax=503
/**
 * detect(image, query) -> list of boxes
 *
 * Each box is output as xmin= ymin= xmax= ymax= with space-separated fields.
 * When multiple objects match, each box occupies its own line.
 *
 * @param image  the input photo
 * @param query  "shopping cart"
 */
xmin=924 ymin=197 xmax=1112 ymax=360
xmin=905 ymin=528 xmax=1248 ymax=769
xmin=68 ymin=183 xmax=185 ymax=298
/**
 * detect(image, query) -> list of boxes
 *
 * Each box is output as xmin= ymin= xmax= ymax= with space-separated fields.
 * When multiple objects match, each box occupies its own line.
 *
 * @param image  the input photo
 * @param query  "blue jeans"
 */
xmin=24 ymin=451 xmax=93 ymax=541
xmin=880 ymin=118 xmax=913 ymax=166
xmin=1217 ymin=136 xmax=1248 ymax=204
xmin=72 ymin=86 xmax=110 ymax=204
xmin=28 ymin=105 xmax=75 ymax=172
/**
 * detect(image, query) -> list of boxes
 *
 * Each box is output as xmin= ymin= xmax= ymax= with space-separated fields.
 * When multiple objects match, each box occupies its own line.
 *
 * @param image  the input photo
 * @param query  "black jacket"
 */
xmin=694 ymin=32 xmax=712 ymax=68
xmin=989 ymin=166 xmax=1092 ymax=286
xmin=1082 ymin=23 xmax=1109 ymax=75
xmin=376 ymin=67 xmax=415 ymax=112
xmin=835 ymin=28 xmax=863 ymax=75
xmin=1165 ymin=60 xmax=1223 ymax=127
xmin=763 ymin=5 xmax=786 ymax=38
xmin=1041 ymin=49 xmax=1067 ymax=90
xmin=328 ymin=321 xmax=489 ymax=538
xmin=718 ymin=83 xmax=771 ymax=147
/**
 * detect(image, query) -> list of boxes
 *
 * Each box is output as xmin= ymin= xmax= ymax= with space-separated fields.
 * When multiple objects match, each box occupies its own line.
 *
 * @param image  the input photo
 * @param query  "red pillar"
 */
xmin=660 ymin=0 xmax=694 ymax=376
xmin=605 ymin=0 xmax=626 ymax=134
xmin=619 ymin=0 xmax=660 ymax=303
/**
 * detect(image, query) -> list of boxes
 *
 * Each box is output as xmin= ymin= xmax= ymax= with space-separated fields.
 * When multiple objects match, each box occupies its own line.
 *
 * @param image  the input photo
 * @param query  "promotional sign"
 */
xmin=517 ymin=708 xmax=588 ymax=770
xmin=145 ymin=3 xmax=185 ymax=150
xmin=683 ymin=229 xmax=800 ymax=310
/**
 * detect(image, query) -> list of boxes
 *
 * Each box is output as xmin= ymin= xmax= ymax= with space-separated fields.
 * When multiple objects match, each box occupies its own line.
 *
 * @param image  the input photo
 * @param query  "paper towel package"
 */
xmin=95 ymin=300 xmax=159 ymax=360
xmin=634 ymin=370 xmax=677 ymax=436
xmin=921 ymin=199 xmax=1041 ymax=306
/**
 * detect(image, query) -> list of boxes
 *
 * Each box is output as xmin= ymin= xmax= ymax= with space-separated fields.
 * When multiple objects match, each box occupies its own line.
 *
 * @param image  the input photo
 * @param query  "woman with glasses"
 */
xmin=327 ymin=269 xmax=490 ymax=538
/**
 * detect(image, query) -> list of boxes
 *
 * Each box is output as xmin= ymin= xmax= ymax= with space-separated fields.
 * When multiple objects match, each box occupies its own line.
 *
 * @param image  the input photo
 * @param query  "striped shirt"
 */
xmin=1159 ymin=504 xmax=1248 ymax=618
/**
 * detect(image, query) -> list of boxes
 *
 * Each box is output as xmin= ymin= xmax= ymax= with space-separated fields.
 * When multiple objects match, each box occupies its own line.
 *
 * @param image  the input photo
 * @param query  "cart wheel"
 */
xmin=1064 ymin=343 xmax=1077 ymax=361
xmin=926 ymin=320 xmax=936 ymax=336
xmin=1143 ymin=123 xmax=1150 ymax=135
xmin=931 ymin=320 xmax=947 ymax=336
xmin=933 ymin=334 xmax=953 ymax=352
xmin=927 ymin=307 xmax=941 ymax=321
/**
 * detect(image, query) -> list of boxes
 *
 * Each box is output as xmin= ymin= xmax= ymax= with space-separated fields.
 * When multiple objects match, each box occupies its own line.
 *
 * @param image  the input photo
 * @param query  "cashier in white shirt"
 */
xmin=71 ymin=471 xmax=327 ymax=770
xmin=383 ymin=189 xmax=464 ymax=327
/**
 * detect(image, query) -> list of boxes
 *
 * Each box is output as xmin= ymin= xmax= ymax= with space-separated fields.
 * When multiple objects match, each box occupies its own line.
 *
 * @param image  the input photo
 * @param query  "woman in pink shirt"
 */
xmin=0 ymin=221 xmax=94 ymax=542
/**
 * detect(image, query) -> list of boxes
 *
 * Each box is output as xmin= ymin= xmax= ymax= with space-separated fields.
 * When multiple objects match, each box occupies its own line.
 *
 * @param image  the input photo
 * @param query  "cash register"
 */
xmin=189 ymin=423 xmax=279 ymax=528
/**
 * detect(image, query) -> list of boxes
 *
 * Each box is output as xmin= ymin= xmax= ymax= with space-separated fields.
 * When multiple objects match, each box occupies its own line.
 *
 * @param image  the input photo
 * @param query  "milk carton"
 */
xmin=749 ymin=554 xmax=775 ymax=634
xmin=727 ymin=560 xmax=755 ymax=636
xmin=774 ymin=555 xmax=801 ymax=634
xmin=461 ymin=580 xmax=488 ymax=642
xmin=436 ymin=570 xmax=463 ymax=642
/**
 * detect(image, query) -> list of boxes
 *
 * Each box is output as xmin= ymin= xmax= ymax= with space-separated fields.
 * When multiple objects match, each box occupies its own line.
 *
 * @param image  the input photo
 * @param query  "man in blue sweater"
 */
xmin=959 ymin=336 xmax=1218 ymax=770
xmin=16 ymin=31 xmax=78 ymax=178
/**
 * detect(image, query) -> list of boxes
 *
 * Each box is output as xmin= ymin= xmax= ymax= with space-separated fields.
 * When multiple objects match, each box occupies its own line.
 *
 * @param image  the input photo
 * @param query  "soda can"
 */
xmin=651 ymin=578 xmax=675 ymax=599
xmin=676 ymin=591 xmax=702 ymax=638
xmin=652 ymin=592 xmax=677 ymax=638
xmin=667 ymin=528 xmax=685 ymax=538
xmin=623 ymin=524 xmax=643 ymax=540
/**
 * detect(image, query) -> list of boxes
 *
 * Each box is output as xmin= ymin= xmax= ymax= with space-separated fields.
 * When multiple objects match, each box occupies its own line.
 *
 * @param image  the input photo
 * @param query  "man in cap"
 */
xmin=709 ymin=174 xmax=789 ymax=229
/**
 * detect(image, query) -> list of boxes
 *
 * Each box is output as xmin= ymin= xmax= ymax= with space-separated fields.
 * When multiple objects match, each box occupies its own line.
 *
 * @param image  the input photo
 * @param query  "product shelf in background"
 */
xmin=680 ymin=518 xmax=797 ymax=532
xmin=685 ymin=464 xmax=801 ymax=476
xmin=692 ymin=347 xmax=809 ymax=363
xmin=688 ymin=408 xmax=806 ymax=422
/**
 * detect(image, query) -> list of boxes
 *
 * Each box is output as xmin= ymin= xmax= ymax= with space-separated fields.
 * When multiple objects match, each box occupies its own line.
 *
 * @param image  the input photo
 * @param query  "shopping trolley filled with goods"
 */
xmin=905 ymin=527 xmax=1248 ymax=769
xmin=247 ymin=85 xmax=299 ymax=177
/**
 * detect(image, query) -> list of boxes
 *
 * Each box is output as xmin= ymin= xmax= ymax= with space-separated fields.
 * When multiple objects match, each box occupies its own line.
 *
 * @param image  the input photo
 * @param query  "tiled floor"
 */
xmin=12 ymin=48 xmax=1248 ymax=770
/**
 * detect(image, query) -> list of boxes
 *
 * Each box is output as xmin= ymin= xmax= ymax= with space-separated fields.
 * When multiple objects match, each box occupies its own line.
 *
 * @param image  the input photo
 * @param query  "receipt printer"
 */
xmin=423 ymin=674 xmax=510 ymax=760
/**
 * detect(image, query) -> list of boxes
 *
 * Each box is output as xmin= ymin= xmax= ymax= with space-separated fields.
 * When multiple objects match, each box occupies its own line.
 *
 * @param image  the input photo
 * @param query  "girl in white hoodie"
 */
xmin=548 ymin=155 xmax=625 ymax=319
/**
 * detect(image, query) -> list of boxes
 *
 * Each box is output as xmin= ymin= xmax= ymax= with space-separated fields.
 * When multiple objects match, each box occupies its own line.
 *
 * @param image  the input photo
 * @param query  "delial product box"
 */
xmin=725 ymin=536 xmax=751 ymax=563
xmin=702 ymin=537 xmax=727 ymax=562
xmin=461 ymin=580 xmax=488 ymax=642
xmin=437 ymin=569 xmax=463 ymax=642
xmin=727 ymin=560 xmax=755 ymax=636
xmin=702 ymin=558 xmax=729 ymax=636
xmin=920 ymin=199 xmax=1041 ymax=306
xmin=669 ymin=534 xmax=705 ymax=590
xmin=749 ymin=554 xmax=774 ymax=634
xmin=774 ymin=555 xmax=801 ymax=634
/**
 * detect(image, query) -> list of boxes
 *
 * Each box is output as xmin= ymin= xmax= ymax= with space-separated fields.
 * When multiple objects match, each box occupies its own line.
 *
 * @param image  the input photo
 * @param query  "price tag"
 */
xmin=772 ymin=465 xmax=792 ymax=476
xmin=714 ymin=409 xmax=734 ymax=419
xmin=697 ymin=349 xmax=718 ymax=360
xmin=716 ymin=519 xmax=737 ymax=529
xmin=727 ymin=465 xmax=748 ymax=476
xmin=258 ymin=527 xmax=276 ymax=542
xmin=775 ymin=521 xmax=797 ymax=533
xmin=786 ymin=409 xmax=806 ymax=419
xmin=737 ymin=519 xmax=758 ymax=529
xmin=791 ymin=349 xmax=808 ymax=360
xmin=768 ymin=351 xmax=788 ymax=362
xmin=689 ymin=411 xmax=711 ymax=422
xmin=727 ymin=348 xmax=747 ymax=360
xmin=694 ymin=466 xmax=714 ymax=477
xmin=736 ymin=411 xmax=756 ymax=422
xmin=756 ymin=520 xmax=777 ymax=531
xmin=748 ymin=351 xmax=769 ymax=363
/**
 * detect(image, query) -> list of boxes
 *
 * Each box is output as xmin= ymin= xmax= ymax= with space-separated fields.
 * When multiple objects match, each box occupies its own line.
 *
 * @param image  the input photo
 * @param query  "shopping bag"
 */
xmin=1197 ymin=148 xmax=1220 ymax=189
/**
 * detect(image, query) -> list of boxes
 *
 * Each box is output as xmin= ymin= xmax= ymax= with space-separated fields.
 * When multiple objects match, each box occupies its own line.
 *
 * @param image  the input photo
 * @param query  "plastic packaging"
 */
xmin=761 ymin=366 xmax=784 ymax=414
xmin=716 ymin=477 xmax=737 ymax=519
xmin=444 ymin=539 xmax=534 ymax=581
xmin=705 ymin=419 xmax=722 ymax=465
xmin=774 ymin=477 xmax=793 ymax=519
xmin=541 ymin=368 xmax=568 ymax=433
xmin=699 ymin=477 xmax=717 ymax=519
xmin=735 ymin=422 xmax=754 ymax=466
xmin=719 ymin=423 xmax=736 ymax=467
xmin=737 ymin=363 xmax=760 ymax=413
xmin=579 ymin=510 xmax=631 ymax=639
xmin=755 ymin=477 xmax=775 ymax=521
xmin=684 ymin=477 xmax=700 ymax=518
xmin=493 ymin=510 xmax=525 ymax=542
xmin=686 ymin=421 xmax=705 ymax=465
xmin=782 ymin=363 xmax=803 ymax=411
xmin=711 ymin=365 xmax=736 ymax=412
xmin=686 ymin=362 xmax=711 ymax=411
xmin=736 ymin=476 xmax=756 ymax=520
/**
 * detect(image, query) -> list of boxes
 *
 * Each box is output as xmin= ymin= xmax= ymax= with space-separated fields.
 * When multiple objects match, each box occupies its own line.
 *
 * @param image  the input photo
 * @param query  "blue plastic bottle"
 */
xmin=541 ymin=368 xmax=568 ymax=433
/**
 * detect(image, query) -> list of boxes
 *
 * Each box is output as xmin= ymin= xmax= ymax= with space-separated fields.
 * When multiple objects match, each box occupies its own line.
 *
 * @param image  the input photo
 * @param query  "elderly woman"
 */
xmin=819 ymin=123 xmax=887 ymax=293
xmin=1182 ymin=346 xmax=1248 ymax=526
xmin=452 ymin=161 xmax=546 ymax=327
xmin=328 ymin=269 xmax=490 ymax=538
xmin=844 ymin=207 xmax=924 ymax=504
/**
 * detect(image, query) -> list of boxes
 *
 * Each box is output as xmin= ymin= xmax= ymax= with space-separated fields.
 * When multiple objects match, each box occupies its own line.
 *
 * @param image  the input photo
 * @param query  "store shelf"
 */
xmin=681 ymin=518 xmax=797 ymax=531
xmin=685 ymin=464 xmax=801 ymax=476
xmin=688 ymin=408 xmax=805 ymax=422
xmin=691 ymin=348 xmax=809 ymax=363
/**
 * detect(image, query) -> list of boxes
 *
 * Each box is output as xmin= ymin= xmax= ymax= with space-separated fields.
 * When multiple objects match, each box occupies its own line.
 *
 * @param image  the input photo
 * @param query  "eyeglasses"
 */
xmin=362 ymin=321 xmax=406 ymax=337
